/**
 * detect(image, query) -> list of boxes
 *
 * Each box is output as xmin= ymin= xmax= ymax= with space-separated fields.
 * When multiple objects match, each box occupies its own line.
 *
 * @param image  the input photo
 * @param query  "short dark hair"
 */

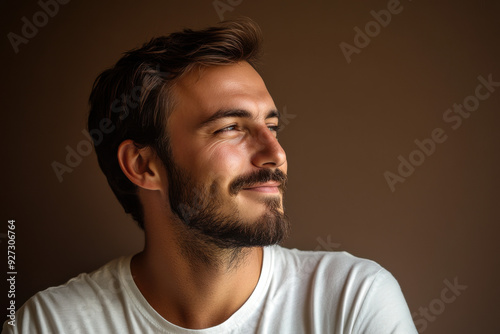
xmin=88 ymin=18 xmax=264 ymax=229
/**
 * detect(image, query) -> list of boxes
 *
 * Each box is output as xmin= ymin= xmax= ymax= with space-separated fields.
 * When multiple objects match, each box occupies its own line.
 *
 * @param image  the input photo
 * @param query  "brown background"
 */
xmin=1 ymin=0 xmax=499 ymax=333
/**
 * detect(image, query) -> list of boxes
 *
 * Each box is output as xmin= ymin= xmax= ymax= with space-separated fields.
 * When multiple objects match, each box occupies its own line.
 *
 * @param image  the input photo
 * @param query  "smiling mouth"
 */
xmin=242 ymin=182 xmax=281 ymax=194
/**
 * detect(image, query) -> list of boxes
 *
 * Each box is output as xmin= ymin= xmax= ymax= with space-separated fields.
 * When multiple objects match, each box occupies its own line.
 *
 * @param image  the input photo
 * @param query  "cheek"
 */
xmin=173 ymin=137 xmax=248 ymax=187
xmin=200 ymin=144 xmax=247 ymax=182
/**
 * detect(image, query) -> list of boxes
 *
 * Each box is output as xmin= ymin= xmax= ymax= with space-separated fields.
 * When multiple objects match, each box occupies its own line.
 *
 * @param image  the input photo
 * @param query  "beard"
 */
xmin=164 ymin=156 xmax=290 ymax=251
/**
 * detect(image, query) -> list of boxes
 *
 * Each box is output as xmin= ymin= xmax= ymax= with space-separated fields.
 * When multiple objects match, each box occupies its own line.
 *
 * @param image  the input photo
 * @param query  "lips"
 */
xmin=242 ymin=182 xmax=281 ymax=193
xmin=229 ymin=169 xmax=287 ymax=195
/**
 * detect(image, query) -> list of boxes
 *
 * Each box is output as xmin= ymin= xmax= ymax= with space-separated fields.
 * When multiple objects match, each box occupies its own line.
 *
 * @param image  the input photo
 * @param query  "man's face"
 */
xmin=162 ymin=61 xmax=289 ymax=248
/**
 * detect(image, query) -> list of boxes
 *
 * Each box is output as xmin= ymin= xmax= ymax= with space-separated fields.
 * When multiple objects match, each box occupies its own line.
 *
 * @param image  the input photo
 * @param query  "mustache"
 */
xmin=229 ymin=169 xmax=287 ymax=195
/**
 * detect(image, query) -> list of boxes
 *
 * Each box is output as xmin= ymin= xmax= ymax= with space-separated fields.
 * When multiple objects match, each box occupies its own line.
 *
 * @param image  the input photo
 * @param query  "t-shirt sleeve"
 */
xmin=352 ymin=268 xmax=418 ymax=334
xmin=2 ymin=294 xmax=50 ymax=334
xmin=1 ymin=289 xmax=88 ymax=334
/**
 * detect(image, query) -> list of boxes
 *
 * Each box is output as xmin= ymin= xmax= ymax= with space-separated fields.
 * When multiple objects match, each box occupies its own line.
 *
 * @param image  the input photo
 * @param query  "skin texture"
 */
xmin=117 ymin=61 xmax=288 ymax=329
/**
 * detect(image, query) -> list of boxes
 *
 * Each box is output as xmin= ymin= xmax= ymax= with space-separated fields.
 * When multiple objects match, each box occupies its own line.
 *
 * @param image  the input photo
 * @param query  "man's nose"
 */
xmin=250 ymin=127 xmax=287 ymax=168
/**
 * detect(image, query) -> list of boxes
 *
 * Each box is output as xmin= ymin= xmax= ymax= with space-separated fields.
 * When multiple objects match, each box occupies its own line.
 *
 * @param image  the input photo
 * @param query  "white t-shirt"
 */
xmin=3 ymin=246 xmax=417 ymax=333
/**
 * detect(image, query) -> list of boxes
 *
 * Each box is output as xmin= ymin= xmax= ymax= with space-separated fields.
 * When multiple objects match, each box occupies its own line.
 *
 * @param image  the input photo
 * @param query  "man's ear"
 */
xmin=117 ymin=139 xmax=163 ymax=191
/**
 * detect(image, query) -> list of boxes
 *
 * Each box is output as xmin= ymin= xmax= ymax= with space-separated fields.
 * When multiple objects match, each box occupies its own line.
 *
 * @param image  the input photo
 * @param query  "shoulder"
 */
xmin=4 ymin=256 xmax=132 ymax=334
xmin=35 ymin=256 xmax=128 ymax=305
xmin=266 ymin=245 xmax=392 ymax=307
xmin=269 ymin=245 xmax=385 ymax=283
xmin=265 ymin=246 xmax=417 ymax=333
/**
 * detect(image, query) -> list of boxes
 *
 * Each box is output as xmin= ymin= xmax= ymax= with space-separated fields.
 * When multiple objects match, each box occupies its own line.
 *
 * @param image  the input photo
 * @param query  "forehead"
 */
xmin=169 ymin=62 xmax=276 ymax=125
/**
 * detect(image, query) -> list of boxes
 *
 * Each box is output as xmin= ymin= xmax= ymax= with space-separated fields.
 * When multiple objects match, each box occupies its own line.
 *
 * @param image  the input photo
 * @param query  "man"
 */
xmin=4 ymin=19 xmax=417 ymax=333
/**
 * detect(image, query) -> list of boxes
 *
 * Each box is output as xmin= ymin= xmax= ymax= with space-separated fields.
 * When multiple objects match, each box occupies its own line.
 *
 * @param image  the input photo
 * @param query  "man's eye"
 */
xmin=268 ymin=125 xmax=280 ymax=133
xmin=214 ymin=125 xmax=237 ymax=134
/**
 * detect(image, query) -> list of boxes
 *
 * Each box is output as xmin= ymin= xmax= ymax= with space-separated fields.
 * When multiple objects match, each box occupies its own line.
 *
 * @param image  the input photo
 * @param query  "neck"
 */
xmin=130 ymin=214 xmax=264 ymax=329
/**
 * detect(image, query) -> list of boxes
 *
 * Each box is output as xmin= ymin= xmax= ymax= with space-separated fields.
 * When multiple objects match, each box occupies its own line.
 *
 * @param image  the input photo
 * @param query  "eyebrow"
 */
xmin=199 ymin=109 xmax=280 ymax=128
